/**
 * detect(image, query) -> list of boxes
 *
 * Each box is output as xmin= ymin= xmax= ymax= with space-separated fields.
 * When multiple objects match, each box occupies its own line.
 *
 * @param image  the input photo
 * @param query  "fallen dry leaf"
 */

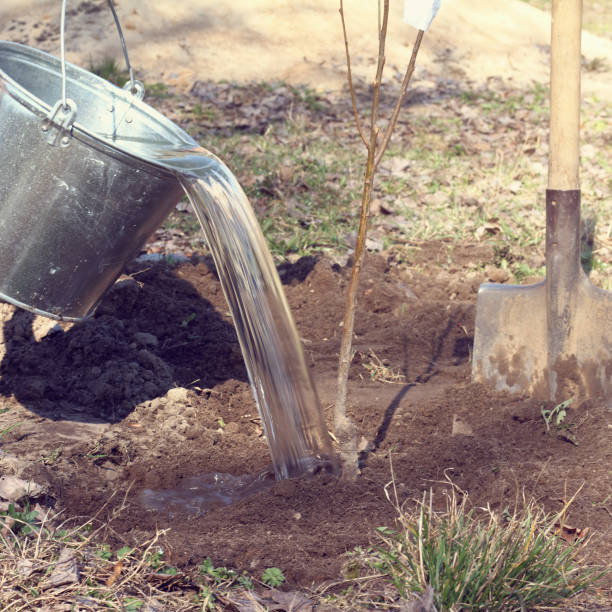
xmin=230 ymin=589 xmax=313 ymax=612
xmin=106 ymin=560 xmax=123 ymax=587
xmin=0 ymin=475 xmax=44 ymax=502
xmin=475 ymin=222 xmax=502 ymax=240
xmin=452 ymin=414 xmax=474 ymax=437
xmin=43 ymin=548 xmax=79 ymax=589
xmin=554 ymin=522 xmax=590 ymax=543
xmin=266 ymin=589 xmax=313 ymax=611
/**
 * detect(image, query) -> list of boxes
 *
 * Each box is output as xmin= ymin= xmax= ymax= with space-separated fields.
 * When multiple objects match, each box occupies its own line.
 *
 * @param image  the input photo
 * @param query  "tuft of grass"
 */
xmin=88 ymin=57 xmax=129 ymax=88
xmin=144 ymin=81 xmax=170 ymax=99
xmin=88 ymin=60 xmax=167 ymax=100
xmin=360 ymin=350 xmax=406 ymax=384
xmin=0 ymin=421 xmax=22 ymax=440
xmin=362 ymin=480 xmax=606 ymax=611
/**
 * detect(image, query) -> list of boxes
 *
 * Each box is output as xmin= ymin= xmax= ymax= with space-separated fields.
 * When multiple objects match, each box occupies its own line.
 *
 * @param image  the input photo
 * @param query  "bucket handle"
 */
xmin=54 ymin=0 xmax=145 ymax=118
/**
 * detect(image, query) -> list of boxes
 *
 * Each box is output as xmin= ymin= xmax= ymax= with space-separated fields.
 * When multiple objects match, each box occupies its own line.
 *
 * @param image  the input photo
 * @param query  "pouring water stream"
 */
xmin=0 ymin=34 xmax=335 ymax=486
xmin=152 ymin=144 xmax=336 ymax=480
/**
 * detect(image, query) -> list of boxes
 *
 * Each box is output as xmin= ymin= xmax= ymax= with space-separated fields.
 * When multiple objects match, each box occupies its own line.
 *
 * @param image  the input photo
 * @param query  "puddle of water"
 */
xmin=139 ymin=471 xmax=276 ymax=516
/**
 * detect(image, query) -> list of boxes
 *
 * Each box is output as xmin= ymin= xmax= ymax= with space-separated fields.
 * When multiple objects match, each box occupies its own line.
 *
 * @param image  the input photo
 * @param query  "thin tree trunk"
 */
xmin=335 ymin=0 xmax=425 ymax=478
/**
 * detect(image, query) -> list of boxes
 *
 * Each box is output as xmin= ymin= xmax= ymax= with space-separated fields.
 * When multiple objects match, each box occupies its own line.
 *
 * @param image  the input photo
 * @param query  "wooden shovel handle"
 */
xmin=548 ymin=0 xmax=582 ymax=190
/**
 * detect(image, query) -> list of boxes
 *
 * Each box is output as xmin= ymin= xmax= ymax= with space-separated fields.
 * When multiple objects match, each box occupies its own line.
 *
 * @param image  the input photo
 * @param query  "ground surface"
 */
xmin=0 ymin=245 xmax=610 ymax=595
xmin=0 ymin=0 xmax=611 ymax=609
xmin=1 ymin=0 xmax=612 ymax=96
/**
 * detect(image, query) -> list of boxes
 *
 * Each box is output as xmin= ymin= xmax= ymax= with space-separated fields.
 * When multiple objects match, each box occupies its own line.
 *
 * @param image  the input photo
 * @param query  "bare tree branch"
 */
xmin=335 ymin=1 xmax=426 ymax=479
xmin=334 ymin=0 xmax=391 ymax=477
xmin=371 ymin=0 xmax=390 ymax=136
xmin=339 ymin=0 xmax=368 ymax=149
xmin=375 ymin=30 xmax=424 ymax=169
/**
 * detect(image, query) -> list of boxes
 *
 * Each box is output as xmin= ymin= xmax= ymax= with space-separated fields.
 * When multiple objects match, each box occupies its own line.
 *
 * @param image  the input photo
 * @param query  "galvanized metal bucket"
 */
xmin=0 ymin=1 xmax=197 ymax=321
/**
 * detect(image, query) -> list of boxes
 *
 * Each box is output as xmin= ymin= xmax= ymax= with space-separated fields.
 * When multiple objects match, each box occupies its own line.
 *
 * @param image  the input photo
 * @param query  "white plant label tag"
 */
xmin=403 ymin=0 xmax=441 ymax=30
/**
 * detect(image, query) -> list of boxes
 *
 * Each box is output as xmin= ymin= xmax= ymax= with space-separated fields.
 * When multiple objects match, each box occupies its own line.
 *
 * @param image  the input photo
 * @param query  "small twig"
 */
xmin=375 ymin=29 xmax=424 ymax=168
xmin=315 ymin=573 xmax=386 ymax=595
xmin=339 ymin=0 xmax=367 ymax=148
xmin=335 ymin=1 xmax=391 ymax=441
xmin=33 ymin=505 xmax=54 ymax=560
xmin=116 ymin=529 xmax=165 ymax=590
xmin=371 ymin=0 xmax=390 ymax=135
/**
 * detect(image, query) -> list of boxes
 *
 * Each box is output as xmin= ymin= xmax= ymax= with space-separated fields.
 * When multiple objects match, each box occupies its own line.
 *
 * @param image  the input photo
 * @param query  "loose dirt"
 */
xmin=0 ymin=244 xmax=610 ymax=588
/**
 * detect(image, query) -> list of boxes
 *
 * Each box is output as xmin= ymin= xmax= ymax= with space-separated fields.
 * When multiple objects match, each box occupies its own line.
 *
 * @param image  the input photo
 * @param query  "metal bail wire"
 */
xmin=48 ymin=0 xmax=145 ymax=140
xmin=105 ymin=0 xmax=145 ymax=100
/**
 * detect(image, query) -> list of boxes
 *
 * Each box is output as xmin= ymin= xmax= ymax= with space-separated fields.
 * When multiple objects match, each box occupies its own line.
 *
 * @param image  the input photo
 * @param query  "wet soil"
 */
xmin=0 ymin=242 xmax=610 ymax=590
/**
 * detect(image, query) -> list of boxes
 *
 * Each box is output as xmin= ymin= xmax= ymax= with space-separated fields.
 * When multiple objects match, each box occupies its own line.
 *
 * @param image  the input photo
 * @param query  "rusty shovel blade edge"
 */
xmin=472 ymin=277 xmax=612 ymax=402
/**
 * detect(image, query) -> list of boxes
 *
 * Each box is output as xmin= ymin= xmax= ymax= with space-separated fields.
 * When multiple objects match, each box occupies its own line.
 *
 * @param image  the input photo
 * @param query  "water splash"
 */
xmin=154 ymin=146 xmax=336 ymax=479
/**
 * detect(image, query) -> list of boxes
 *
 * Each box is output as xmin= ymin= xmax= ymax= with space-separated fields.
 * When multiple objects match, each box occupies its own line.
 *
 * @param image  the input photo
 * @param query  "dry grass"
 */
xmin=0 ymin=492 xmax=204 ymax=611
xmin=0 ymin=491 xmax=302 ymax=610
xmin=360 ymin=350 xmax=406 ymax=385
xmin=1 ymin=469 xmax=608 ymax=610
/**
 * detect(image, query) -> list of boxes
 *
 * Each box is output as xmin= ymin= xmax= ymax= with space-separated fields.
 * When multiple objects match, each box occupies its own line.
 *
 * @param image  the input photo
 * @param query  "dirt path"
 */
xmin=1 ymin=0 xmax=611 ymax=96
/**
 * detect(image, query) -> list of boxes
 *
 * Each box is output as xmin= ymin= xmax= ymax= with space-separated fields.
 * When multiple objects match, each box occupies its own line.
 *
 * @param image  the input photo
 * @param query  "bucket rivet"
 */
xmin=126 ymin=116 xmax=133 ymax=123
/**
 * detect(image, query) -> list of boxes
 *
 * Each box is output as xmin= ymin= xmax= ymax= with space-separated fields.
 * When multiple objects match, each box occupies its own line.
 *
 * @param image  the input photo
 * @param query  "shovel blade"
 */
xmin=472 ymin=278 xmax=612 ymax=401
xmin=561 ymin=278 xmax=612 ymax=400
xmin=472 ymin=281 xmax=549 ymax=397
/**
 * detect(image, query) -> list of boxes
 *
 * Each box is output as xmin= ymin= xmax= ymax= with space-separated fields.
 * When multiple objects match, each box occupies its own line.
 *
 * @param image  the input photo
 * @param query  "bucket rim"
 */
xmin=0 ymin=40 xmax=199 ymax=175
xmin=0 ymin=289 xmax=89 ymax=322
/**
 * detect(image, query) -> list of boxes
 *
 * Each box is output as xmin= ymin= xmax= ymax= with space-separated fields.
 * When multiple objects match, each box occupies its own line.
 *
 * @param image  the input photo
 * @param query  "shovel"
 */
xmin=471 ymin=0 xmax=612 ymax=402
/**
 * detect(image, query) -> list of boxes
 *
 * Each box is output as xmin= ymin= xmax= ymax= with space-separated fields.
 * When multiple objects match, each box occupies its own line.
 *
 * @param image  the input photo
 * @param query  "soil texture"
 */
xmin=0 ymin=243 xmax=610 ymax=589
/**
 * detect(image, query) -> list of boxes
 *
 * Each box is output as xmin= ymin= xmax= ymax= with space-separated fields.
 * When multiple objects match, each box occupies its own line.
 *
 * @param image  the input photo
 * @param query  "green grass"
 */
xmin=361 ymin=84 xmax=553 ymax=248
xmin=261 ymin=567 xmax=286 ymax=587
xmin=89 ymin=58 xmax=169 ymax=100
xmin=0 ymin=421 xmax=22 ymax=440
xmin=162 ymin=79 xmax=610 ymax=294
xmin=180 ymin=110 xmax=363 ymax=259
xmin=88 ymin=57 xmax=129 ymax=88
xmin=360 ymin=485 xmax=606 ymax=611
